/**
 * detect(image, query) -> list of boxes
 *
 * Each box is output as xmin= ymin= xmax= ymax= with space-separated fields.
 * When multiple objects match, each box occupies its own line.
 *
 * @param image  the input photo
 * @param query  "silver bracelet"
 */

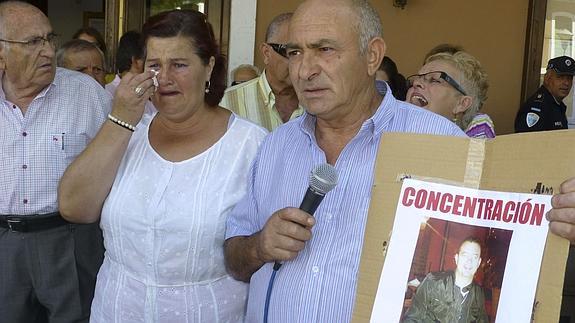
xmin=107 ymin=114 xmax=136 ymax=132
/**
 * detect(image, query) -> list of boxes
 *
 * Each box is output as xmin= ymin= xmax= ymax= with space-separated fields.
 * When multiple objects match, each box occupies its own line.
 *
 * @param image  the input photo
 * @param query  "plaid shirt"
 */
xmin=0 ymin=68 xmax=111 ymax=215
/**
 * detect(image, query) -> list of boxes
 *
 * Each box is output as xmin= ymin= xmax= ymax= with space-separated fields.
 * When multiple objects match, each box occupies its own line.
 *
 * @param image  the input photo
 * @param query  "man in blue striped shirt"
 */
xmin=224 ymin=0 xmax=575 ymax=322
xmin=224 ymin=0 xmax=462 ymax=321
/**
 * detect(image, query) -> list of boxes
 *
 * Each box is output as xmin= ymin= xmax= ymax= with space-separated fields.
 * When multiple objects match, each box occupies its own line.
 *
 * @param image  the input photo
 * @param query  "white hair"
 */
xmin=352 ymin=0 xmax=383 ymax=54
xmin=232 ymin=64 xmax=260 ymax=76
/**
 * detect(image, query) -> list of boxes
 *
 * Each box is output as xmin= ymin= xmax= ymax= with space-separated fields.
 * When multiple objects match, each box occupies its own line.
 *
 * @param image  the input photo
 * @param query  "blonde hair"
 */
xmin=425 ymin=51 xmax=489 ymax=130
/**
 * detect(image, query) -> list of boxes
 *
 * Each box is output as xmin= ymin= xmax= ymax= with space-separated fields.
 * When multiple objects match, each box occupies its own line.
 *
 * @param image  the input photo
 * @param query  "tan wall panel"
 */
xmin=254 ymin=1 xmax=300 ymax=67
xmin=255 ymin=0 xmax=529 ymax=135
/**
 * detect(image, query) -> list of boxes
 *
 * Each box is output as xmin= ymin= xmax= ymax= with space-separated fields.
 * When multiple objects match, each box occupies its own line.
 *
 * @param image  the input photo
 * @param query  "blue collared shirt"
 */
xmin=225 ymin=86 xmax=465 ymax=322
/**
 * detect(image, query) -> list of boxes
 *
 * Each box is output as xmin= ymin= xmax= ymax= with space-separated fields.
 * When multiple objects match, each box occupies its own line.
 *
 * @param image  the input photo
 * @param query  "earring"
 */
xmin=205 ymin=81 xmax=210 ymax=93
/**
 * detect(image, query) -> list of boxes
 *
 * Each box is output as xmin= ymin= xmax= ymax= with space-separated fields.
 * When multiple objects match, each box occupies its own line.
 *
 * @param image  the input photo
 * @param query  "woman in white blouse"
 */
xmin=58 ymin=10 xmax=267 ymax=322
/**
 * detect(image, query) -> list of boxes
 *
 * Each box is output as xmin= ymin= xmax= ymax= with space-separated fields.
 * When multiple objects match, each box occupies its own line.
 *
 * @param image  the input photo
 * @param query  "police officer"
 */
xmin=515 ymin=55 xmax=575 ymax=132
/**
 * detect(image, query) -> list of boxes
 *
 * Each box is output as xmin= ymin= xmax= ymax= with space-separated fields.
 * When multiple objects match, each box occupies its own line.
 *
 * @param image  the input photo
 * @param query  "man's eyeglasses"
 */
xmin=267 ymin=43 xmax=288 ymax=58
xmin=0 ymin=33 xmax=59 ymax=50
xmin=406 ymin=71 xmax=467 ymax=96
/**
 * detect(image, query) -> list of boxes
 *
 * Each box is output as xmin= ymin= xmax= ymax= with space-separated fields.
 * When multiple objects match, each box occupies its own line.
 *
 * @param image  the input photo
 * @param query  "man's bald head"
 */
xmin=265 ymin=13 xmax=292 ymax=43
xmin=0 ymin=1 xmax=56 ymax=95
xmin=0 ymin=1 xmax=48 ymax=40
xmin=292 ymin=0 xmax=382 ymax=55
xmin=286 ymin=0 xmax=386 ymax=121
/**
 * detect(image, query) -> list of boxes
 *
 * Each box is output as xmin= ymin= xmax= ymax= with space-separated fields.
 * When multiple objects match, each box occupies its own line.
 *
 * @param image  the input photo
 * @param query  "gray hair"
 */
xmin=57 ymin=39 xmax=106 ymax=70
xmin=232 ymin=64 xmax=260 ymax=76
xmin=265 ymin=13 xmax=293 ymax=42
xmin=352 ymin=0 xmax=383 ymax=55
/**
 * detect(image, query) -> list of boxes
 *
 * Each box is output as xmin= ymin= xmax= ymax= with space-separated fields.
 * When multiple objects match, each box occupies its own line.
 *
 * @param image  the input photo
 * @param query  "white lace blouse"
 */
xmin=90 ymin=113 xmax=267 ymax=322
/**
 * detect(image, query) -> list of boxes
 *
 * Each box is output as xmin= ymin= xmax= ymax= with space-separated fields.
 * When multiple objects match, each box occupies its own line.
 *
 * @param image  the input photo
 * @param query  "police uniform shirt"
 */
xmin=515 ymin=85 xmax=568 ymax=133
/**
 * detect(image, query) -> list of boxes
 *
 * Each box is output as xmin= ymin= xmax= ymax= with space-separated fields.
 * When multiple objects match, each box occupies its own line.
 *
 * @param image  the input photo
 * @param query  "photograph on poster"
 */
xmin=370 ymin=179 xmax=551 ymax=323
xmin=400 ymin=219 xmax=512 ymax=322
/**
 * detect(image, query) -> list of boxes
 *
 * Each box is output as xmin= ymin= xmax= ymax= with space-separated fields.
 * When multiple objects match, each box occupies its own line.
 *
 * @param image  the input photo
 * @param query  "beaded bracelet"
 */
xmin=107 ymin=114 xmax=136 ymax=132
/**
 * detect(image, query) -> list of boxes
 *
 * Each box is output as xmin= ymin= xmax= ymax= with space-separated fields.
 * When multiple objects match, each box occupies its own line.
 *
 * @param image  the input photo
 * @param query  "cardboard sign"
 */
xmin=352 ymin=130 xmax=575 ymax=323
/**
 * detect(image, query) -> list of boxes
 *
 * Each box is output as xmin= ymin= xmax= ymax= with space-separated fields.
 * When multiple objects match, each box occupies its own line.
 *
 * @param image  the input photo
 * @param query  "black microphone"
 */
xmin=299 ymin=163 xmax=339 ymax=215
xmin=273 ymin=163 xmax=338 ymax=270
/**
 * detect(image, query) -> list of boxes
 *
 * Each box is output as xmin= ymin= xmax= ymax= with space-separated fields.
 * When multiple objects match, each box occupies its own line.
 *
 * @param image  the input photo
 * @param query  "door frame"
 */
xmin=103 ymin=0 xmax=232 ymax=75
xmin=521 ymin=0 xmax=548 ymax=102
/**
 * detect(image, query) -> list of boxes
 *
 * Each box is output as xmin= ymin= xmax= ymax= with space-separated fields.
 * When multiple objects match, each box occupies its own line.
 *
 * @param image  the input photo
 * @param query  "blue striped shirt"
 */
xmin=225 ymin=88 xmax=465 ymax=322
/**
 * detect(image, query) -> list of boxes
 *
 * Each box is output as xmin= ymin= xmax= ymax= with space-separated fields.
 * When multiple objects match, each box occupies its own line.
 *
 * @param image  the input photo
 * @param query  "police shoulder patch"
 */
xmin=526 ymin=112 xmax=540 ymax=127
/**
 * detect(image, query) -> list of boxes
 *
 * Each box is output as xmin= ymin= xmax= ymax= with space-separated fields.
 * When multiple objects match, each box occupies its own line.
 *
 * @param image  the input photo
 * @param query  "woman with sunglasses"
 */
xmin=406 ymin=51 xmax=494 ymax=138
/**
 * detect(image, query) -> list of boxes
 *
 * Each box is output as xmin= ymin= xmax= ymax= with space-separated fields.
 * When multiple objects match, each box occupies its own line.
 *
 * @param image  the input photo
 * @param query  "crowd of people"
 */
xmin=2 ymin=0 xmax=575 ymax=322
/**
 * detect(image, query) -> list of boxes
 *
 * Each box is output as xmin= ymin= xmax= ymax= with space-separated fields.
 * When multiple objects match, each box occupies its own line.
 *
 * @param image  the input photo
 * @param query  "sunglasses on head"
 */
xmin=267 ymin=43 xmax=288 ymax=58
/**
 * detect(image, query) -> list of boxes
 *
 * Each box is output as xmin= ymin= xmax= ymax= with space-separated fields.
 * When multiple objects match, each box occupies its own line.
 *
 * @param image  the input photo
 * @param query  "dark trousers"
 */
xmin=0 ymin=223 xmax=104 ymax=323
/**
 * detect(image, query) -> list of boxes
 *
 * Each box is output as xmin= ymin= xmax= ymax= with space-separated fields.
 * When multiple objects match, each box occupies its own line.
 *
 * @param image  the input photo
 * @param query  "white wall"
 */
xmin=48 ymin=0 xmax=104 ymax=44
xmin=227 ymin=0 xmax=257 ymax=85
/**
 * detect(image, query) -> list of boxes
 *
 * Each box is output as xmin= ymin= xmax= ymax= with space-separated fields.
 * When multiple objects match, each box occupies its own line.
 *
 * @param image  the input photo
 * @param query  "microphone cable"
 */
xmin=262 ymin=164 xmax=338 ymax=323
xmin=263 ymin=262 xmax=282 ymax=323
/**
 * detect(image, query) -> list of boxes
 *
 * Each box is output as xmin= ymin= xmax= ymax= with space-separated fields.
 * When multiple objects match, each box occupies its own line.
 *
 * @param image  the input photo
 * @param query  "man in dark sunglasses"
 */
xmin=221 ymin=13 xmax=303 ymax=131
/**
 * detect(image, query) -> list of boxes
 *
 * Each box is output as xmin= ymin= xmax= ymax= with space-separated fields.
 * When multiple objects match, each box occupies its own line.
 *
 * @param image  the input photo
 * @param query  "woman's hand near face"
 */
xmin=112 ymin=70 xmax=156 ymax=125
xmin=58 ymin=70 xmax=157 ymax=223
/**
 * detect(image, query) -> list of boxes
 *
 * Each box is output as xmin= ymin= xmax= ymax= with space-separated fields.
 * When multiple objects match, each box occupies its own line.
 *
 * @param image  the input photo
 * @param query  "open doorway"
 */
xmin=104 ymin=0 xmax=230 ymax=74
xmin=48 ymin=0 xmax=105 ymax=45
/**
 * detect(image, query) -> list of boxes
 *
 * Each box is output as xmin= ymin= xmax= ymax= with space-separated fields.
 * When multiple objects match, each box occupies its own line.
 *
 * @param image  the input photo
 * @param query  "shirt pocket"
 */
xmin=49 ymin=133 xmax=87 ymax=163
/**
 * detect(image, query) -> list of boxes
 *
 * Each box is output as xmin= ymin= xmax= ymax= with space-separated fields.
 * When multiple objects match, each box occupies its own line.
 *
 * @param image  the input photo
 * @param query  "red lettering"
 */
xmin=476 ymin=199 xmax=486 ymax=219
xmin=514 ymin=202 xmax=521 ymax=223
xmin=414 ymin=189 xmax=428 ymax=209
xmin=452 ymin=195 xmax=464 ymax=215
xmin=518 ymin=200 xmax=532 ymax=224
xmin=462 ymin=197 xmax=477 ymax=218
xmin=491 ymin=200 xmax=503 ymax=221
xmin=439 ymin=193 xmax=453 ymax=213
xmin=502 ymin=202 xmax=515 ymax=222
xmin=402 ymin=187 xmax=416 ymax=207
xmin=530 ymin=204 xmax=545 ymax=226
xmin=426 ymin=191 xmax=441 ymax=211
xmin=483 ymin=199 xmax=494 ymax=220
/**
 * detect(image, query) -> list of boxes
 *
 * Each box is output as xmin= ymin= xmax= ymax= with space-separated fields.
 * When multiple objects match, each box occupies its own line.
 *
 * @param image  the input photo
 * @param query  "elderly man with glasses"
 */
xmin=220 ymin=12 xmax=303 ymax=131
xmin=0 ymin=1 xmax=111 ymax=322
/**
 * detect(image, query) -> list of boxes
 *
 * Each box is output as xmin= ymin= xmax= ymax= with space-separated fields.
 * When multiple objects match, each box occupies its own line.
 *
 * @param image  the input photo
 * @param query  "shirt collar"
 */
xmin=112 ymin=74 xmax=121 ymax=86
xmin=298 ymin=81 xmax=393 ymax=141
xmin=0 ymin=68 xmax=57 ymax=102
xmin=258 ymin=70 xmax=275 ymax=107
xmin=541 ymin=85 xmax=564 ymax=106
